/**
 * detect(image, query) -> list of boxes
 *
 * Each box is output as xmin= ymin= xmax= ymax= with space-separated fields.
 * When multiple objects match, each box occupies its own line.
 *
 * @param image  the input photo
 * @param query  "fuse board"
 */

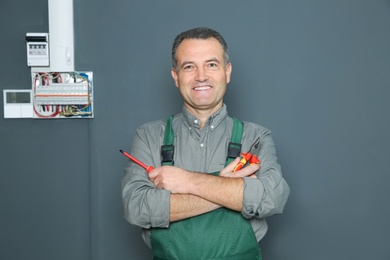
xmin=32 ymin=71 xmax=93 ymax=119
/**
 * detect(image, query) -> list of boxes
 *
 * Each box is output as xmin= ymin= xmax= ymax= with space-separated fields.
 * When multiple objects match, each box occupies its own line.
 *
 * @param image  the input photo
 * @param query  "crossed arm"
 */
xmin=122 ymin=124 xmax=290 ymax=229
xmin=148 ymin=157 xmax=260 ymax=222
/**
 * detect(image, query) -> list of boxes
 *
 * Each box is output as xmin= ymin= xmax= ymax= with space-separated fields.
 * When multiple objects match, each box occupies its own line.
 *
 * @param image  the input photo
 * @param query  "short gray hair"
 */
xmin=171 ymin=27 xmax=230 ymax=70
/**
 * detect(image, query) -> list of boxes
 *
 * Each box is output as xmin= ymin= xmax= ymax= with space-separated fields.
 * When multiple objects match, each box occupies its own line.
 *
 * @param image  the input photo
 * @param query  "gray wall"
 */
xmin=1 ymin=0 xmax=389 ymax=259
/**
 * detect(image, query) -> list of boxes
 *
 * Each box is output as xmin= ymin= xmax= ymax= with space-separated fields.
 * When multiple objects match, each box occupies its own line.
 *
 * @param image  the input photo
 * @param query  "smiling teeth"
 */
xmin=194 ymin=86 xmax=211 ymax=90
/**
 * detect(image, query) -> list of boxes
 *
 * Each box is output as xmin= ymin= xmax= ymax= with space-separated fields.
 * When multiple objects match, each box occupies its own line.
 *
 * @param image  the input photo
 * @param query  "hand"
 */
xmin=219 ymin=157 xmax=259 ymax=178
xmin=148 ymin=166 xmax=193 ymax=193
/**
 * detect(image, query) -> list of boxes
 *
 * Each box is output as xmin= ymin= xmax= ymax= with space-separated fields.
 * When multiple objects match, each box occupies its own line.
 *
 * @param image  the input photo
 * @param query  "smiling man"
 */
xmin=171 ymin=36 xmax=231 ymax=124
xmin=122 ymin=27 xmax=290 ymax=260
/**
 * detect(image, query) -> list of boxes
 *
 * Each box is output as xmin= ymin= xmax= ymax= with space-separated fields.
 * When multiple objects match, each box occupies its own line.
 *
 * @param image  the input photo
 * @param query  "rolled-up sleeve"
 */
xmin=241 ymin=126 xmax=290 ymax=219
xmin=121 ymin=123 xmax=171 ymax=229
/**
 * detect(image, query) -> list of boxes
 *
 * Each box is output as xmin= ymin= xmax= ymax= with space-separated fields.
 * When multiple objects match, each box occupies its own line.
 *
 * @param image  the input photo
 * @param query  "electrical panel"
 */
xmin=31 ymin=71 xmax=93 ymax=119
xmin=20 ymin=0 xmax=94 ymax=120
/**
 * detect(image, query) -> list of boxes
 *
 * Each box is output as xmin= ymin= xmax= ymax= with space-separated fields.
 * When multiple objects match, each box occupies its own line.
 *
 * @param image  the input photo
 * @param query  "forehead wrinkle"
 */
xmin=206 ymin=57 xmax=221 ymax=64
xmin=175 ymin=38 xmax=225 ymax=68
xmin=179 ymin=57 xmax=221 ymax=68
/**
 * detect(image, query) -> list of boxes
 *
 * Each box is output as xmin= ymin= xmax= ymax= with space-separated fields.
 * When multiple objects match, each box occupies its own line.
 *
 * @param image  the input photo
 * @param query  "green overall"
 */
xmin=150 ymin=116 xmax=261 ymax=260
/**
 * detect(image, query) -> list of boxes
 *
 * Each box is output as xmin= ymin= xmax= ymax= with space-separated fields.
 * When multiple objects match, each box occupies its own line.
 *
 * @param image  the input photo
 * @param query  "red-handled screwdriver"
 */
xmin=119 ymin=149 xmax=154 ymax=173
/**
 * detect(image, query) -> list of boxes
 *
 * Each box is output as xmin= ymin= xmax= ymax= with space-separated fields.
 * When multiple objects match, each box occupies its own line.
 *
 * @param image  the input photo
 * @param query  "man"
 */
xmin=122 ymin=27 xmax=290 ymax=260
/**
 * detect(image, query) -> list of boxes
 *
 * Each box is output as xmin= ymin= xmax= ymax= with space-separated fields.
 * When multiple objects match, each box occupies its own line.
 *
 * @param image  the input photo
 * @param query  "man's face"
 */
xmin=171 ymin=38 xmax=232 ymax=115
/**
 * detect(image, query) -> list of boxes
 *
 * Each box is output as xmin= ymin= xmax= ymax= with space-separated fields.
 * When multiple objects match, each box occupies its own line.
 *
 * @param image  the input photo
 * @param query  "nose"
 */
xmin=195 ymin=67 xmax=208 ymax=82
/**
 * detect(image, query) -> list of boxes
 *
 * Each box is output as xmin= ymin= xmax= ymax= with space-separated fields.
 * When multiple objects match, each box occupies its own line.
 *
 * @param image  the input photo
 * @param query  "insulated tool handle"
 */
xmin=233 ymin=152 xmax=252 ymax=172
xmin=232 ymin=160 xmax=245 ymax=172
xmin=233 ymin=138 xmax=261 ymax=172
xmin=119 ymin=149 xmax=154 ymax=173
xmin=249 ymin=156 xmax=260 ymax=165
xmin=144 ymin=165 xmax=154 ymax=173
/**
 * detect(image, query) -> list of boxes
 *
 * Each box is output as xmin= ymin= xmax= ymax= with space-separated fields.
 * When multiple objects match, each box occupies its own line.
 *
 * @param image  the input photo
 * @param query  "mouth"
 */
xmin=193 ymin=86 xmax=211 ymax=91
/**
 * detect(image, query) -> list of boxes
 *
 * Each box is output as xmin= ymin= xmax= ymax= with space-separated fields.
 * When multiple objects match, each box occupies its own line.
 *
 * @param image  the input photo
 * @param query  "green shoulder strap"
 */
xmin=161 ymin=115 xmax=175 ymax=166
xmin=163 ymin=115 xmax=174 ymax=146
xmin=161 ymin=116 xmax=243 ymax=166
xmin=226 ymin=117 xmax=243 ymax=166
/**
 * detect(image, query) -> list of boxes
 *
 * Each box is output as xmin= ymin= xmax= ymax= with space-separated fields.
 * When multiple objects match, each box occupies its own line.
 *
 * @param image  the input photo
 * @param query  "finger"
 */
xmin=147 ymin=170 xmax=155 ymax=180
xmin=220 ymin=157 xmax=240 ymax=175
xmin=233 ymin=163 xmax=260 ymax=178
xmin=151 ymin=177 xmax=161 ymax=189
xmin=147 ymin=168 xmax=159 ymax=182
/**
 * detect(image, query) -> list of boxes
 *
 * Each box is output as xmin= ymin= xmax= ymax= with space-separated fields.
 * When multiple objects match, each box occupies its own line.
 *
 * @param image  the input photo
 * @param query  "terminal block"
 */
xmin=32 ymin=71 xmax=93 ymax=119
xmin=35 ymin=83 xmax=89 ymax=105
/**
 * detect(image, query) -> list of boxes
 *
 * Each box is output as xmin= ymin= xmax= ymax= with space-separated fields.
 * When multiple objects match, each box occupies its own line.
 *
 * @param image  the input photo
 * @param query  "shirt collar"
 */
xmin=181 ymin=104 xmax=228 ymax=131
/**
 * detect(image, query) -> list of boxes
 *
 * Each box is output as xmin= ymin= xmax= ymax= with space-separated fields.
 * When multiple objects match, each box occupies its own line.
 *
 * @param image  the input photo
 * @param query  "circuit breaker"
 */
xmin=31 ymin=71 xmax=93 ymax=119
xmin=26 ymin=33 xmax=49 ymax=67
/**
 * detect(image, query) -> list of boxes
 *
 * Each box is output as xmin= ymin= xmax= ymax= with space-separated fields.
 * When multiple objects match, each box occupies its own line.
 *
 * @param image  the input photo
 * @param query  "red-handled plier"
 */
xmin=233 ymin=137 xmax=261 ymax=172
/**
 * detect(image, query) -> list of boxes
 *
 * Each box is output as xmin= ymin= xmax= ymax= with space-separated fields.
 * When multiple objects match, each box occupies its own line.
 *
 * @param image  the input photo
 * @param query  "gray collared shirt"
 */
xmin=122 ymin=104 xmax=290 ymax=247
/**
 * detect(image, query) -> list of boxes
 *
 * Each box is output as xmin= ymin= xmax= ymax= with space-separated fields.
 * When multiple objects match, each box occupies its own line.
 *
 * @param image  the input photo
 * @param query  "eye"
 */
xmin=207 ymin=62 xmax=219 ymax=69
xmin=182 ymin=64 xmax=195 ymax=71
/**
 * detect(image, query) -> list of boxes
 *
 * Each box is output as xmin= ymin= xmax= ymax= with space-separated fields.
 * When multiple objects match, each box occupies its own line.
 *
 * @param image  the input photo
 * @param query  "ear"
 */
xmin=225 ymin=63 xmax=232 ymax=84
xmin=171 ymin=68 xmax=179 ymax=88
